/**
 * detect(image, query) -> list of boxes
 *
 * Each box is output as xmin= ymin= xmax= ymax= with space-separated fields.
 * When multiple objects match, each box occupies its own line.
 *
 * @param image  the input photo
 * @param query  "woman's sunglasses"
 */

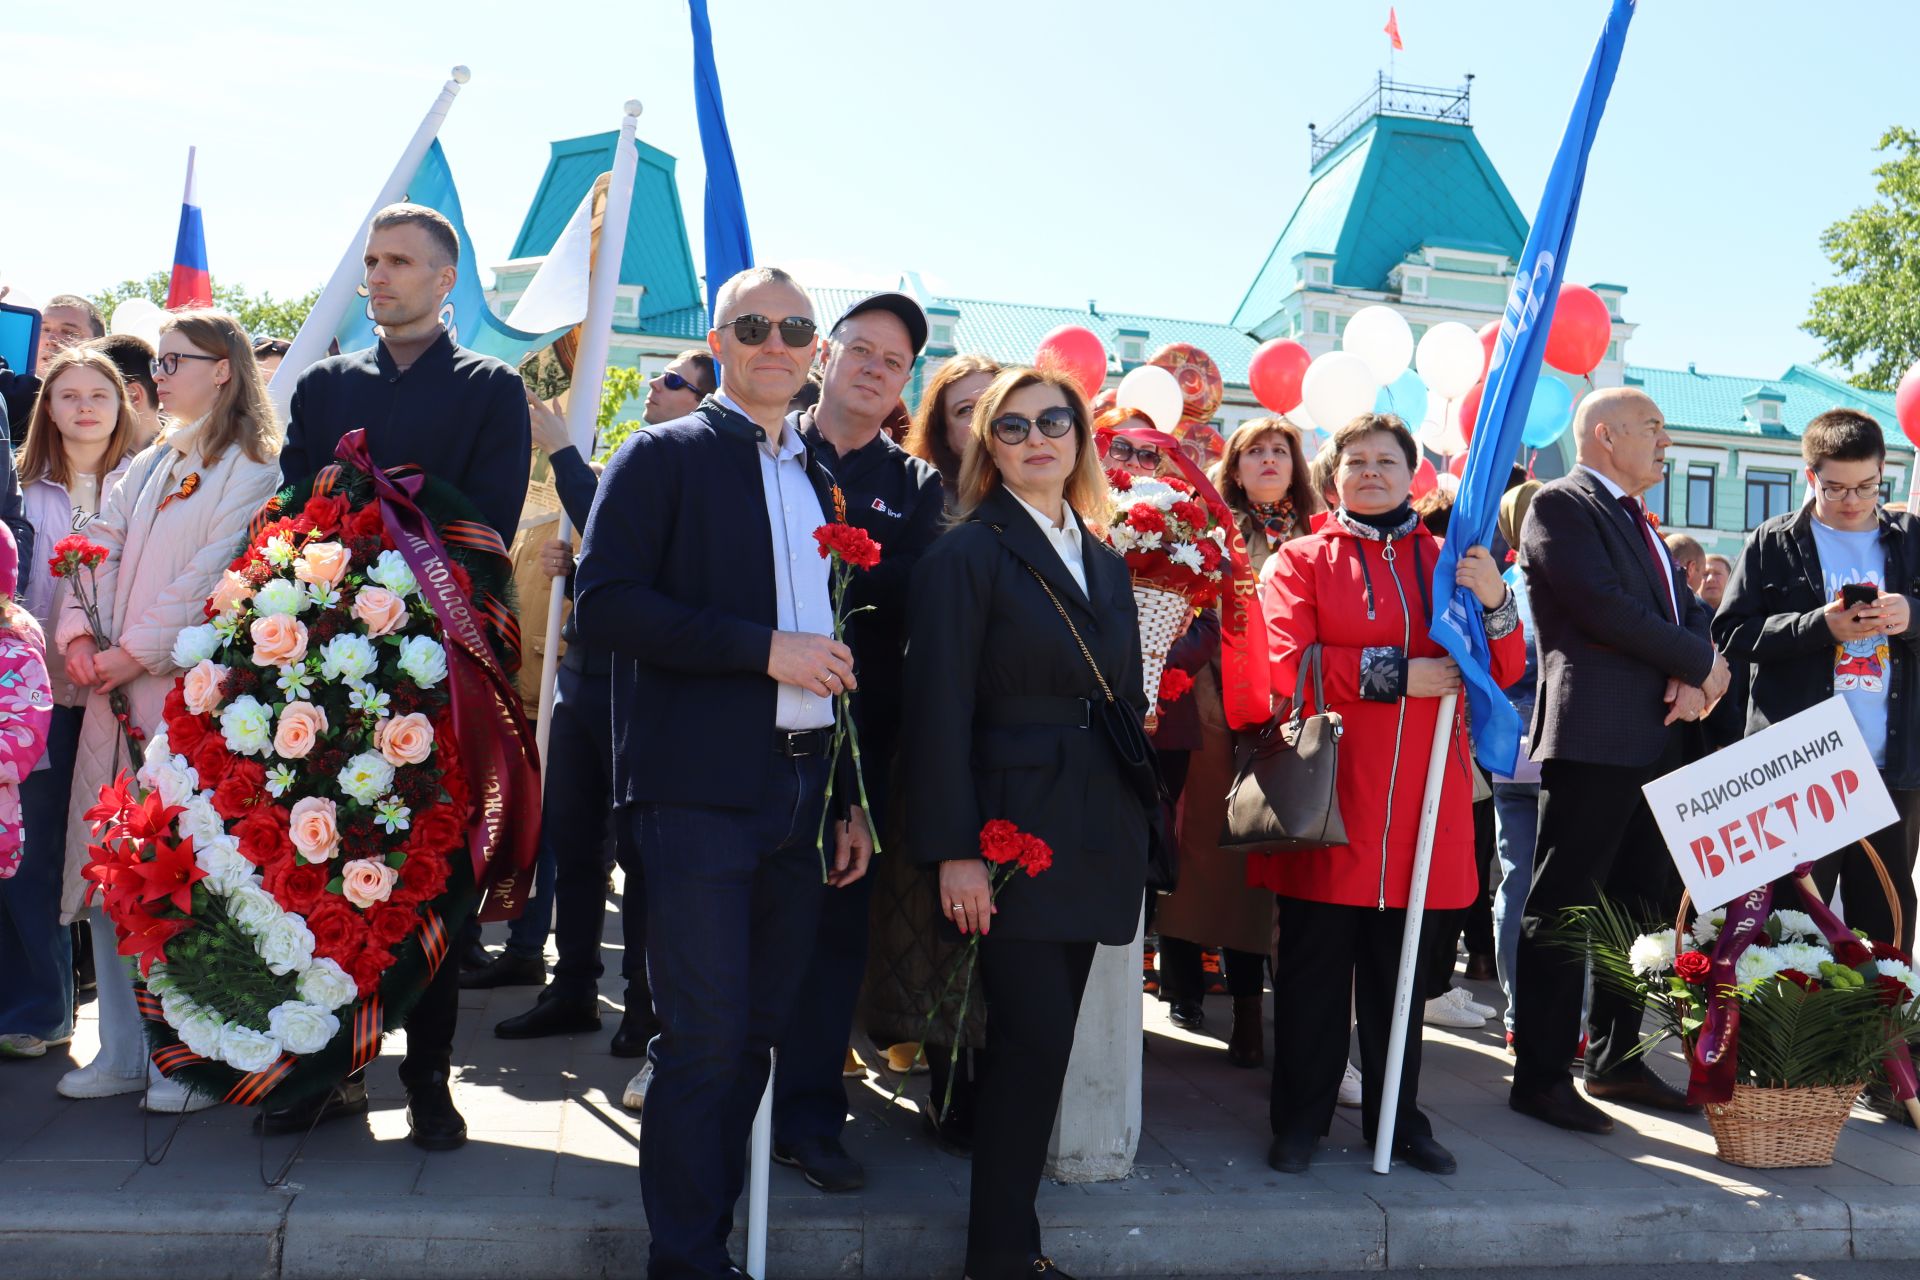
xmin=991 ymin=407 xmax=1077 ymax=445
xmin=717 ymin=314 xmax=816 ymax=347
xmin=1105 ymin=437 xmax=1160 ymax=468
xmin=149 ymin=352 xmax=222 ymax=377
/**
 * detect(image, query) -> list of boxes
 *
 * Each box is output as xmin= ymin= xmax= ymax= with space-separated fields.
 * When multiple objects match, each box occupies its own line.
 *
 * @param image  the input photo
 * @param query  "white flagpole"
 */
xmin=1373 ymin=691 xmax=1456 ymax=1174
xmin=533 ymin=100 xmax=642 ymax=776
xmin=267 ymin=65 xmax=470 ymax=415
xmin=747 ymin=1066 xmax=773 ymax=1277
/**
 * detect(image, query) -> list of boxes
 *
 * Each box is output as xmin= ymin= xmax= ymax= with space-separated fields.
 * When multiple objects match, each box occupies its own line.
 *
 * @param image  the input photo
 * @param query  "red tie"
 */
xmin=1617 ymin=495 xmax=1673 ymax=622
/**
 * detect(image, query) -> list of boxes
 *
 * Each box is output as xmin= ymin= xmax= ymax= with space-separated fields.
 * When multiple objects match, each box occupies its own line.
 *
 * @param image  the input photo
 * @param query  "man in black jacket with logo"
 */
xmin=1714 ymin=409 xmax=1920 ymax=954
xmin=771 ymin=292 xmax=942 ymax=1191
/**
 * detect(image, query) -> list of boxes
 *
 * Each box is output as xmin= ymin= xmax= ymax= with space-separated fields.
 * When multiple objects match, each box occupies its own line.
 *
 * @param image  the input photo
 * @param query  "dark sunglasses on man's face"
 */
xmin=991 ymin=407 xmax=1077 ymax=446
xmin=1105 ymin=437 xmax=1160 ymax=468
xmin=658 ymin=371 xmax=706 ymax=395
xmin=717 ymin=314 xmax=816 ymax=348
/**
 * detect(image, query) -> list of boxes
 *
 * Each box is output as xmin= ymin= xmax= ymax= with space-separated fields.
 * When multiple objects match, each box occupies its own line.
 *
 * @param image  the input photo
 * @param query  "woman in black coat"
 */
xmin=902 ymin=364 xmax=1152 ymax=1279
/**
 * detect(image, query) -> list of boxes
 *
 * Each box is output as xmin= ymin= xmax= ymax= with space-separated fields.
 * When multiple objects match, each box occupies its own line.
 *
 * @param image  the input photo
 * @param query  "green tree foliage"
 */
xmin=89 ymin=272 xmax=319 ymax=342
xmin=1804 ymin=127 xmax=1920 ymax=392
xmin=593 ymin=366 xmax=649 ymax=457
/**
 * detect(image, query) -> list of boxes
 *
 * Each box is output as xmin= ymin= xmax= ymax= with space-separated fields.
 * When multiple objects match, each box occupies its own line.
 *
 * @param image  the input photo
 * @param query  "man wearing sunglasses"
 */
xmin=770 ymin=292 xmax=940 ymax=1192
xmin=575 ymin=265 xmax=873 ymax=1280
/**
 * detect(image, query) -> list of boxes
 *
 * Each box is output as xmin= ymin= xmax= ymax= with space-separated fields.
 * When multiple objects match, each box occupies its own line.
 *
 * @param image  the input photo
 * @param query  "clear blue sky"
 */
xmin=4 ymin=0 xmax=1910 ymax=379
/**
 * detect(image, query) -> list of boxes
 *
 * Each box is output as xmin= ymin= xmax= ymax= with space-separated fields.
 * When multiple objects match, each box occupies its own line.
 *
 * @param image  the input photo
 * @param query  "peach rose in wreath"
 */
xmin=295 ymin=541 xmax=352 ymax=588
xmin=374 ymin=712 xmax=435 ymax=768
xmin=340 ymin=857 xmax=399 ymax=908
xmin=274 ymin=700 xmax=329 ymax=759
xmin=250 ymin=614 xmax=309 ymax=667
xmin=182 ymin=659 xmax=230 ymax=716
xmin=288 ymin=795 xmax=340 ymax=864
xmin=208 ymin=570 xmax=254 ymax=617
xmin=350 ymin=586 xmax=408 ymax=638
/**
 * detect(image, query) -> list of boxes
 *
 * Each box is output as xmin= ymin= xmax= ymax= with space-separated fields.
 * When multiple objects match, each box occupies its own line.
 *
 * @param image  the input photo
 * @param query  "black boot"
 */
xmin=406 ymin=1075 xmax=467 ymax=1151
xmin=255 ymin=1074 xmax=370 ymax=1135
xmin=609 ymin=1000 xmax=659 ymax=1058
xmin=461 ymin=949 xmax=546 ymax=990
xmin=494 ymin=986 xmax=601 ymax=1039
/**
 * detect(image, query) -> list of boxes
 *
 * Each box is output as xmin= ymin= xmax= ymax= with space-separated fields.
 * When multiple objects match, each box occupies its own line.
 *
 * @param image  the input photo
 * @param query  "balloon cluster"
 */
xmin=1034 ymin=326 xmax=1228 ymax=462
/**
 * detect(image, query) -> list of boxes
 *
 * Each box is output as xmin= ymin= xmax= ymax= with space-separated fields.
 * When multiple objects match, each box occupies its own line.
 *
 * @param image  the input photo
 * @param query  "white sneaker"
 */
xmin=142 ymin=1075 xmax=220 ymax=1114
xmin=0 ymin=1032 xmax=62 ymax=1058
xmin=1337 ymin=1062 xmax=1363 ymax=1108
xmin=621 ymin=1060 xmax=654 ymax=1113
xmin=56 ymin=1061 xmax=147 ymax=1099
xmin=1423 ymin=993 xmax=1486 ymax=1028
xmin=1447 ymin=987 xmax=1498 ymax=1020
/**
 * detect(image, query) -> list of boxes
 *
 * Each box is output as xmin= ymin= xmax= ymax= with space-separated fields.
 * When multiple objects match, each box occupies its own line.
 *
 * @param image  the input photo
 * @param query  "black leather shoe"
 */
xmin=771 ymin=1136 xmax=865 ymax=1192
xmin=406 ymin=1081 xmax=468 ymax=1151
xmin=254 ymin=1076 xmax=370 ymax=1135
xmin=461 ymin=949 xmax=546 ymax=990
xmin=1585 ymin=1069 xmax=1700 ymax=1114
xmin=1393 ymin=1133 xmax=1457 ymax=1175
xmin=609 ymin=1005 xmax=659 ymax=1058
xmin=458 ymin=939 xmax=491 ymax=972
xmin=922 ymin=1101 xmax=974 ymax=1156
xmin=1168 ymin=999 xmax=1206 ymax=1031
xmin=1511 ymin=1078 xmax=1615 ymax=1133
xmin=1266 ymin=1132 xmax=1315 ymax=1173
xmin=494 ymin=988 xmax=601 ymax=1039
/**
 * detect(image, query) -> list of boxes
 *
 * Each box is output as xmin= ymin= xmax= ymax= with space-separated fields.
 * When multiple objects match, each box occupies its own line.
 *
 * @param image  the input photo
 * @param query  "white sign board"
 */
xmin=1643 ymin=696 xmax=1896 ymax=911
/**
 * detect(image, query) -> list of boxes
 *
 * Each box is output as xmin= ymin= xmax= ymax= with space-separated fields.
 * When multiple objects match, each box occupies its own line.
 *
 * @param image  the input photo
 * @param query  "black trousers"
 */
xmin=399 ymin=947 xmax=458 ymax=1090
xmin=1810 ymin=782 xmax=1920 ymax=956
xmin=1271 ymin=896 xmax=1433 ymax=1145
xmin=967 ymin=937 xmax=1095 ymax=1280
xmin=1513 ymin=741 xmax=1683 ymax=1095
xmin=1156 ymin=936 xmax=1266 ymax=1001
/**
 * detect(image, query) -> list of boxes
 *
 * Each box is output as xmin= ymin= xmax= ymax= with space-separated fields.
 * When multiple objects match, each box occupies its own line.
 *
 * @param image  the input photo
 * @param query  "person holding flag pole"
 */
xmin=1374 ymin=0 xmax=1644 ymax=1173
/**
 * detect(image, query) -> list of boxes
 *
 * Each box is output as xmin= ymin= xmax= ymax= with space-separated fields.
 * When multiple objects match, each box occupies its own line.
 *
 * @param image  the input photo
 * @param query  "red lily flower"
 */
xmin=121 ymin=791 xmax=187 ymax=843
xmin=117 ymin=914 xmax=194 ymax=978
xmin=134 ymin=837 xmax=205 ymax=915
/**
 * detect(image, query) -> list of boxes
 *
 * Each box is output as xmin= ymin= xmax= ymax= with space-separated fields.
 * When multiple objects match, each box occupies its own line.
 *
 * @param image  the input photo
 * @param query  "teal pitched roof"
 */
xmin=509 ymin=131 xmax=702 ymax=330
xmin=1232 ymin=113 xmax=1529 ymax=335
xmin=1623 ymin=362 xmax=1909 ymax=452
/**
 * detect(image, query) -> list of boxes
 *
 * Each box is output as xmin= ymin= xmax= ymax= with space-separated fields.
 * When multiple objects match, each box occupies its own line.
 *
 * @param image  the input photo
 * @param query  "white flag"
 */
xmin=506 ymin=185 xmax=596 ymax=335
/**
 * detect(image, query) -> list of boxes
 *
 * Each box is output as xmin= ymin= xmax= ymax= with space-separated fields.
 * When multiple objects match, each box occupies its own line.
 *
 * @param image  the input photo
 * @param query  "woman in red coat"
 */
xmin=1254 ymin=412 xmax=1522 ymax=1176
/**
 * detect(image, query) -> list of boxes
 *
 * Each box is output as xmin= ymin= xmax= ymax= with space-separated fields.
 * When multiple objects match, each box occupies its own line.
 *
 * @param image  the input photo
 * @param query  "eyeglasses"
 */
xmin=716 ymin=314 xmax=816 ymax=347
xmin=1105 ymin=437 xmax=1160 ymax=468
xmin=991 ymin=407 xmax=1077 ymax=445
xmin=150 ymin=352 xmax=222 ymax=377
xmin=658 ymin=371 xmax=708 ymax=395
xmin=1817 ymin=478 xmax=1883 ymax=502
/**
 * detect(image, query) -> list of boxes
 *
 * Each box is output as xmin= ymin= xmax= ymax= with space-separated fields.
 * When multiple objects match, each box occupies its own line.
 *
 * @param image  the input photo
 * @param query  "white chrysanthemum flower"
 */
xmin=1167 ymin=541 xmax=1204 ymax=573
xmin=1126 ymin=479 xmax=1179 ymax=507
xmin=1135 ymin=530 xmax=1164 ymax=552
xmin=1692 ymin=911 xmax=1724 ymax=944
xmin=267 ymin=1001 xmax=341 ymax=1055
xmin=1771 ymin=909 xmax=1819 ymax=943
xmin=1737 ymin=946 xmax=1789 ymax=986
xmin=1629 ymin=929 xmax=1679 ymax=976
xmin=395 ymin=635 xmax=448 ymax=689
xmin=368 ymin=550 xmax=418 ymax=599
xmin=252 ymin=577 xmax=308 ymax=618
xmin=1109 ymin=525 xmax=1136 ymax=551
xmin=318 ymin=634 xmax=379 ymax=684
xmin=1877 ymin=957 xmax=1920 ymax=1002
xmin=219 ymin=695 xmax=273 ymax=757
xmin=296 ymin=958 xmax=359 ymax=1010
xmin=1773 ymin=941 xmax=1835 ymax=975
xmin=338 ymin=751 xmax=396 ymax=806
xmin=170 ymin=623 xmax=221 ymax=670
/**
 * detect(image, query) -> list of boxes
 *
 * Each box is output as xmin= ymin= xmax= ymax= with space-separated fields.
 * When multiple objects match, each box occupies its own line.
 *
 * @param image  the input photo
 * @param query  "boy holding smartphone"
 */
xmin=1714 ymin=409 xmax=1920 ymax=953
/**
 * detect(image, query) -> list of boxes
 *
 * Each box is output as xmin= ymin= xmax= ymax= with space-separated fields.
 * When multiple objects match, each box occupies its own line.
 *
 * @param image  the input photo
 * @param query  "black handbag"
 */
xmin=1018 ymin=563 xmax=1177 ymax=891
xmin=1219 ymin=643 xmax=1346 ymax=854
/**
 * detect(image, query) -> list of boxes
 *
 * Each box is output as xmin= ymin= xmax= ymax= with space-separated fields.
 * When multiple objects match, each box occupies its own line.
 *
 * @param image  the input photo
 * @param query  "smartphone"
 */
xmin=0 ymin=302 xmax=41 ymax=377
xmin=1841 ymin=582 xmax=1879 ymax=610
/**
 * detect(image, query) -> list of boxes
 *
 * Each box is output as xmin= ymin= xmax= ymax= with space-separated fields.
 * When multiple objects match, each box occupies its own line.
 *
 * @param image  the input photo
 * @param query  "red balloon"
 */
xmin=1897 ymin=361 xmax=1920 ymax=448
xmin=1036 ymin=325 xmax=1108 ymax=399
xmin=1544 ymin=284 xmax=1612 ymax=376
xmin=1247 ymin=338 xmax=1312 ymax=414
xmin=1410 ymin=457 xmax=1439 ymax=499
xmin=1477 ymin=321 xmax=1500 ymax=378
xmin=1448 ymin=452 xmax=1469 ymax=479
xmin=1458 ymin=382 xmax=1484 ymax=443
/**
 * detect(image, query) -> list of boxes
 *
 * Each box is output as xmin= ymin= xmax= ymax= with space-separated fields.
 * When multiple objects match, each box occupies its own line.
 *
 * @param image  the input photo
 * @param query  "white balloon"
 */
xmin=1300 ymin=351 xmax=1380 ymax=435
xmin=1115 ymin=364 xmax=1183 ymax=434
xmin=1415 ymin=399 xmax=1449 ymax=453
xmin=1340 ymin=305 xmax=1413 ymax=385
xmin=111 ymin=297 xmax=165 ymax=348
xmin=1436 ymin=472 xmax=1461 ymax=498
xmin=1414 ymin=321 xmax=1486 ymax=400
xmin=1287 ymin=398 xmax=1318 ymax=434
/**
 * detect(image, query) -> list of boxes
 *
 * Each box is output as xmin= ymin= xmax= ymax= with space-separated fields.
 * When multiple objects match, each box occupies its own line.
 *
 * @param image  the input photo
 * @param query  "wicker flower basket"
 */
xmin=1703 ymin=1082 xmax=1864 ymax=1168
xmin=1134 ymin=583 xmax=1194 ymax=732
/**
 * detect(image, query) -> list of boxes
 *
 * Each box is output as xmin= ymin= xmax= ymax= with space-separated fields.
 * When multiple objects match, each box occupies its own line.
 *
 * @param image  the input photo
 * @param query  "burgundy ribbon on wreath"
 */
xmin=334 ymin=430 xmax=541 ymax=923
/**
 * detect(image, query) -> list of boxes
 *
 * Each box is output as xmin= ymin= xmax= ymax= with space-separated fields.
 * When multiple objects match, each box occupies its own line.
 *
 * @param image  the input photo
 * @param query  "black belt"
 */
xmin=978 ymin=695 xmax=1091 ymax=730
xmin=774 ymin=728 xmax=832 ymax=757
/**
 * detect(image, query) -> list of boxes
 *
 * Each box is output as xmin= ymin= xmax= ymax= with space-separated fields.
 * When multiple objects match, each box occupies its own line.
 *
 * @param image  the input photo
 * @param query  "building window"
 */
xmin=1605 ymin=341 xmax=1620 ymax=362
xmin=1311 ymin=311 xmax=1329 ymax=334
xmin=1120 ymin=338 xmax=1143 ymax=363
xmin=1310 ymin=264 xmax=1331 ymax=285
xmin=1403 ymin=274 xmax=1426 ymax=296
xmin=1745 ymin=469 xmax=1793 ymax=529
xmin=1646 ymin=462 xmax=1671 ymax=526
xmin=929 ymin=320 xmax=954 ymax=350
xmin=1685 ymin=463 xmax=1716 ymax=528
xmin=1882 ymin=479 xmax=1896 ymax=506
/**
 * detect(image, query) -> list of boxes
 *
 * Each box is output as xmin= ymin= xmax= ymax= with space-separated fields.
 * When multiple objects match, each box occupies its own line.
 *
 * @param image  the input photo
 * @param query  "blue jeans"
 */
xmin=0 ymin=706 xmax=82 ymax=1041
xmin=636 ymin=750 xmax=829 ymax=1279
xmin=1491 ymin=780 xmax=1539 ymax=1034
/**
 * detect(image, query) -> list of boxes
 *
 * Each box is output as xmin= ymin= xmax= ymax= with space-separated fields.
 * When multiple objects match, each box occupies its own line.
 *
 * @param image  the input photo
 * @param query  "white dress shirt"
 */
xmin=719 ymin=392 xmax=835 ymax=731
xmin=1580 ymin=463 xmax=1679 ymax=621
xmin=1008 ymin=487 xmax=1088 ymax=597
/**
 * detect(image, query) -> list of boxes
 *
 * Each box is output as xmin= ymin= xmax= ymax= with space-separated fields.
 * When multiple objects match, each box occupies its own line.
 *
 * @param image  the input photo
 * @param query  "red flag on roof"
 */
xmin=1385 ymin=7 xmax=1404 ymax=50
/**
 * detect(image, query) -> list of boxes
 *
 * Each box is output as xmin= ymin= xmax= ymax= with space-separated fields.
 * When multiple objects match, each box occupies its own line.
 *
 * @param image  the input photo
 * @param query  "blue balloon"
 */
xmin=1522 ymin=375 xmax=1575 ymax=447
xmin=1373 ymin=369 xmax=1428 ymax=432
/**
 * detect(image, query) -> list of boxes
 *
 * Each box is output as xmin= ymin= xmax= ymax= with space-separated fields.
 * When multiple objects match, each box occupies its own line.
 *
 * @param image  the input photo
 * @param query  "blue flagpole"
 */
xmin=1374 ymin=0 xmax=1640 ymax=1176
xmin=690 ymin=0 xmax=754 ymax=322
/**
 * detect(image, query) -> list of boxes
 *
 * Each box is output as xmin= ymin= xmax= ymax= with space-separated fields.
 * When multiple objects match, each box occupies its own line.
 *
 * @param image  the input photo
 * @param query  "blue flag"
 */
xmin=690 ymin=0 xmax=753 ymax=321
xmin=334 ymin=141 xmax=575 ymax=365
xmin=1430 ymin=0 xmax=1638 ymax=777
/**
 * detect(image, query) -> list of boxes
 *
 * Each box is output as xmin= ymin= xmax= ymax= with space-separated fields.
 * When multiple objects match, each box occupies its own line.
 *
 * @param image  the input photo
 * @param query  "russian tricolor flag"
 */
xmin=167 ymin=146 xmax=211 ymax=309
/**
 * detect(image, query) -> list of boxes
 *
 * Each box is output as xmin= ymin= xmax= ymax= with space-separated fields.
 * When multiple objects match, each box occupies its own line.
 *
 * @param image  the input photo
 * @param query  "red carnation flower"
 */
xmin=979 ymin=819 xmax=1023 ymax=865
xmin=1171 ymin=500 xmax=1207 ymax=529
xmin=1016 ymin=833 xmax=1053 ymax=878
xmin=1674 ymin=950 xmax=1712 ymax=984
xmin=1163 ymin=476 xmax=1193 ymax=494
xmin=232 ymin=802 xmax=294 ymax=866
xmin=1106 ymin=468 xmax=1133 ymax=492
xmin=813 ymin=523 xmax=883 ymax=571
xmin=1126 ymin=504 xmax=1167 ymax=535
xmin=1157 ymin=668 xmax=1195 ymax=708
xmin=1197 ymin=539 xmax=1223 ymax=572
xmin=301 ymin=494 xmax=351 ymax=534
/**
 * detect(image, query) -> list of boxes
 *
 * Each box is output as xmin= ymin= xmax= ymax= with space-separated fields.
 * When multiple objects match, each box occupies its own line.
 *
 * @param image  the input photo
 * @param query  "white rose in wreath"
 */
xmin=224 ymin=883 xmax=283 ymax=935
xmin=174 ymin=1008 xmax=224 ymax=1059
xmin=214 ymin=1023 xmax=283 ymax=1073
xmin=257 ymin=915 xmax=317 ymax=976
xmin=267 ymin=1001 xmax=341 ymax=1055
xmin=170 ymin=622 xmax=221 ymax=670
xmin=177 ymin=795 xmax=227 ymax=846
xmin=296 ymin=958 xmax=359 ymax=1011
xmin=194 ymin=835 xmax=257 ymax=895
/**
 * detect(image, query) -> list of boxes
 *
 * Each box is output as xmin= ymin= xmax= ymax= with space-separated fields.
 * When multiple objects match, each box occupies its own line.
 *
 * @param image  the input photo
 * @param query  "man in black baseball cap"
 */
xmin=770 ymin=290 xmax=943 ymax=1191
